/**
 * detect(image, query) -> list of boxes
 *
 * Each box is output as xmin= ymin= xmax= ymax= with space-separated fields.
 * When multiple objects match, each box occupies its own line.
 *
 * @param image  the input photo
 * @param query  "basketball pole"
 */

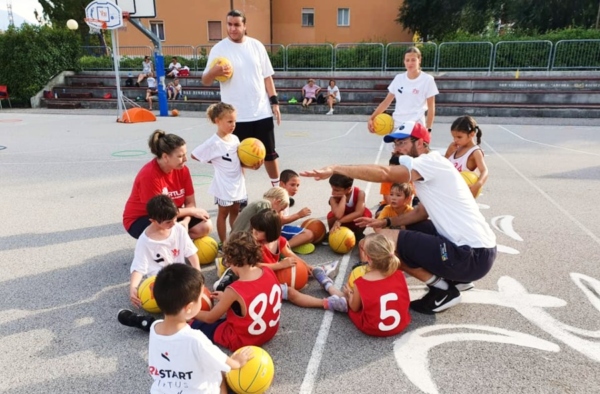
xmin=128 ymin=18 xmax=168 ymax=117
xmin=111 ymin=28 xmax=124 ymax=119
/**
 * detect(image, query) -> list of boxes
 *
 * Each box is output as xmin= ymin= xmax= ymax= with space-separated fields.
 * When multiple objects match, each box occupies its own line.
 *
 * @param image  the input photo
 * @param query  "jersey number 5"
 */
xmin=378 ymin=293 xmax=401 ymax=332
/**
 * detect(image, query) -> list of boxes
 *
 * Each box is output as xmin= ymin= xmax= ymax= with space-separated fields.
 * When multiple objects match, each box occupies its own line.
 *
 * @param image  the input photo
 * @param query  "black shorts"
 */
xmin=126 ymin=215 xmax=204 ymax=239
xmin=396 ymin=220 xmax=497 ymax=282
xmin=234 ymin=117 xmax=278 ymax=161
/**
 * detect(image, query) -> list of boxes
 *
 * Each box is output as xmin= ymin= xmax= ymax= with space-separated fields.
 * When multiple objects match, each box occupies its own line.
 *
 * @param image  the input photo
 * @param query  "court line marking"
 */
xmin=299 ymin=133 xmax=384 ymax=394
xmin=496 ymin=125 xmax=600 ymax=157
xmin=484 ymin=132 xmax=600 ymax=246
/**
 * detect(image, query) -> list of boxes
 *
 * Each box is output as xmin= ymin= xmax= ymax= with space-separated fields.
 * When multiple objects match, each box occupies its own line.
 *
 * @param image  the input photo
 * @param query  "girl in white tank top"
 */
xmin=444 ymin=116 xmax=489 ymax=198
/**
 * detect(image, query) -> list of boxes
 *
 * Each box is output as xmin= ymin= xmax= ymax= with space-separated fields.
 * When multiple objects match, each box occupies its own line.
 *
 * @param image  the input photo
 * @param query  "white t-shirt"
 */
xmin=191 ymin=133 xmax=246 ymax=201
xmin=168 ymin=62 xmax=182 ymax=70
xmin=328 ymin=85 xmax=341 ymax=101
xmin=142 ymin=60 xmax=153 ymax=74
xmin=149 ymin=322 xmax=231 ymax=394
xmin=388 ymin=71 xmax=438 ymax=127
xmin=411 ymin=151 xmax=495 ymax=248
xmin=204 ymin=37 xmax=274 ymax=122
xmin=148 ymin=77 xmax=157 ymax=89
xmin=130 ymin=223 xmax=198 ymax=277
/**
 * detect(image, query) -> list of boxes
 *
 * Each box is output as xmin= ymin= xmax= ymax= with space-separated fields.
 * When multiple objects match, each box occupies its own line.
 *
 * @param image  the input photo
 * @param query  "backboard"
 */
xmin=108 ymin=0 xmax=156 ymax=18
xmin=85 ymin=1 xmax=123 ymax=30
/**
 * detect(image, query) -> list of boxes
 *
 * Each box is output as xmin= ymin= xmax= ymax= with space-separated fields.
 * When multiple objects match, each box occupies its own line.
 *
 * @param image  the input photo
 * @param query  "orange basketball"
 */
xmin=301 ymin=218 xmax=327 ymax=244
xmin=275 ymin=261 xmax=309 ymax=290
xmin=200 ymin=286 xmax=213 ymax=311
xmin=171 ymin=109 xmax=179 ymax=116
xmin=238 ymin=138 xmax=266 ymax=167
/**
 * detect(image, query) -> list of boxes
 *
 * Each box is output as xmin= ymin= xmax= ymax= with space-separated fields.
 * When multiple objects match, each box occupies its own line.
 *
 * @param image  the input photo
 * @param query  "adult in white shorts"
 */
xmin=202 ymin=10 xmax=282 ymax=188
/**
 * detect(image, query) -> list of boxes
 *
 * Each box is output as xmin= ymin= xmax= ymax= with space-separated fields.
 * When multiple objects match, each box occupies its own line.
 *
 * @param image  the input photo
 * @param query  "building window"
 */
xmin=302 ymin=8 xmax=314 ymax=27
xmin=149 ymin=21 xmax=165 ymax=41
xmin=337 ymin=8 xmax=350 ymax=26
xmin=208 ymin=21 xmax=222 ymax=41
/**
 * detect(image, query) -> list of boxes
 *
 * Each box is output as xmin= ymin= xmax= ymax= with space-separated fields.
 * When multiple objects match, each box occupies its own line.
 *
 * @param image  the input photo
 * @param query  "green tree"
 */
xmin=502 ymin=0 xmax=599 ymax=32
xmin=36 ymin=0 xmax=106 ymax=46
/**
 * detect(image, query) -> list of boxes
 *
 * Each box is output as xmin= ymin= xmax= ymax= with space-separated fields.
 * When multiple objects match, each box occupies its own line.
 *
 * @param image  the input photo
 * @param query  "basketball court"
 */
xmin=1 ymin=109 xmax=600 ymax=393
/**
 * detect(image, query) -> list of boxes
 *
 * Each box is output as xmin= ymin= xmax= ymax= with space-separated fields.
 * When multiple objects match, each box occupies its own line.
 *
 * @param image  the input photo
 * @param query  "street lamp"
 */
xmin=66 ymin=19 xmax=79 ymax=30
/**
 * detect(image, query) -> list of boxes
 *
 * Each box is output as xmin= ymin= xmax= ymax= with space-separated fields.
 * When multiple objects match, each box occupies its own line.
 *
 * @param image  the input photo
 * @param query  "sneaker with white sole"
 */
xmin=213 ymin=268 xmax=238 ymax=292
xmin=326 ymin=109 xmax=334 ymax=115
xmin=449 ymin=281 xmax=475 ymax=292
xmin=117 ymin=309 xmax=155 ymax=332
xmin=321 ymin=260 xmax=340 ymax=279
xmin=325 ymin=295 xmax=348 ymax=312
xmin=312 ymin=267 xmax=333 ymax=291
xmin=410 ymin=285 xmax=462 ymax=315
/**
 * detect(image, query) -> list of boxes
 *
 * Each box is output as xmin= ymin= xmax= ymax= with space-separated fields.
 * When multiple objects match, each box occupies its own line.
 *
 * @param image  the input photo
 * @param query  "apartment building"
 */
xmin=117 ymin=0 xmax=412 ymax=46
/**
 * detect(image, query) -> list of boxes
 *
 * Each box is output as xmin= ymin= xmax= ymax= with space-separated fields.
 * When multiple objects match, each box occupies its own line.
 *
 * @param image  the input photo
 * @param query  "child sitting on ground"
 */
xmin=355 ymin=182 xmax=414 ymax=267
xmin=327 ymin=174 xmax=372 ymax=240
xmin=147 ymin=264 xmax=252 ymax=393
xmin=217 ymin=210 xmax=348 ymax=313
xmin=345 ymin=234 xmax=411 ymax=336
xmin=191 ymin=232 xmax=283 ymax=351
xmin=279 ymin=169 xmax=316 ymax=255
xmin=230 ymin=187 xmax=289 ymax=234
xmin=119 ymin=195 xmax=200 ymax=328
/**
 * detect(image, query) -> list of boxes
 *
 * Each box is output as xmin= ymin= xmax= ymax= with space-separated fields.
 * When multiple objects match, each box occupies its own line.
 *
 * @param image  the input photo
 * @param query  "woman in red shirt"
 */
xmin=123 ymin=130 xmax=213 ymax=239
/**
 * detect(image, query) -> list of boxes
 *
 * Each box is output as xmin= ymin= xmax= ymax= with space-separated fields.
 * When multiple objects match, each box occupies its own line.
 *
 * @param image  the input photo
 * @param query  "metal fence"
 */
xmin=78 ymin=39 xmax=600 ymax=72
xmin=493 ymin=40 xmax=553 ymax=70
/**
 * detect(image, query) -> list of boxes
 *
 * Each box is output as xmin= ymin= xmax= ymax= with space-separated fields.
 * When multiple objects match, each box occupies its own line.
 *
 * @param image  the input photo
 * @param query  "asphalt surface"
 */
xmin=1 ymin=109 xmax=599 ymax=394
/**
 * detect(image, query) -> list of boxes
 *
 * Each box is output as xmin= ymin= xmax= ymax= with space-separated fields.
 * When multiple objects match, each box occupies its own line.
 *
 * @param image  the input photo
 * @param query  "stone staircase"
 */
xmin=39 ymin=71 xmax=600 ymax=118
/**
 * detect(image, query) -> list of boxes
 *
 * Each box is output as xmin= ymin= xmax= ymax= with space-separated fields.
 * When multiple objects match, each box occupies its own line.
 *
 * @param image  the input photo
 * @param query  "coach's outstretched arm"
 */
xmin=301 ymin=164 xmax=416 ymax=184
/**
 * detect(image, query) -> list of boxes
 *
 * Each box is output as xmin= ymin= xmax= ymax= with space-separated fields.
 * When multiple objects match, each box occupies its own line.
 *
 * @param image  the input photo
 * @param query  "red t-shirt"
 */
xmin=261 ymin=236 xmax=287 ymax=264
xmin=122 ymin=159 xmax=195 ymax=230
xmin=214 ymin=267 xmax=282 ymax=351
xmin=348 ymin=270 xmax=411 ymax=337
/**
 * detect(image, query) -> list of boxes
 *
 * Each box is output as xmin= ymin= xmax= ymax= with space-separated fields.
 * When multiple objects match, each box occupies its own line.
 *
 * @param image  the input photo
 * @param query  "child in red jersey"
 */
xmin=191 ymin=232 xmax=282 ymax=352
xmin=345 ymin=233 xmax=411 ymax=336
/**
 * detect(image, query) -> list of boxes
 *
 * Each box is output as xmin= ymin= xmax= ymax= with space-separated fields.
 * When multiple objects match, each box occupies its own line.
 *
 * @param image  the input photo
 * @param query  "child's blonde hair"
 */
xmin=263 ymin=187 xmax=289 ymax=209
xmin=206 ymin=102 xmax=235 ymax=123
xmin=364 ymin=234 xmax=399 ymax=276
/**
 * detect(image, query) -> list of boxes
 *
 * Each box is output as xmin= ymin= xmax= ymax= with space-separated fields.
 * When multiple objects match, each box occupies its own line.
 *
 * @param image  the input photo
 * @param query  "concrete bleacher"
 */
xmin=40 ymin=71 xmax=600 ymax=118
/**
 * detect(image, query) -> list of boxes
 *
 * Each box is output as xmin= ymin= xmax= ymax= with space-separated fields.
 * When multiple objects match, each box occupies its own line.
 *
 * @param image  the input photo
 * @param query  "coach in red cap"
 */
xmin=301 ymin=121 xmax=497 ymax=315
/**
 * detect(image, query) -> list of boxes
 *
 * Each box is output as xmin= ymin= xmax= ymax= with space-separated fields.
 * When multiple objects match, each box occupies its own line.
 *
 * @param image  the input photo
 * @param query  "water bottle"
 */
xmin=184 ymin=95 xmax=187 ymax=101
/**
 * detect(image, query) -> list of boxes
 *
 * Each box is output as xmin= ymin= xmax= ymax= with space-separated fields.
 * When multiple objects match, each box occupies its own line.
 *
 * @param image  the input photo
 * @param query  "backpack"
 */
xmin=125 ymin=77 xmax=134 ymax=87
xmin=316 ymin=93 xmax=326 ymax=104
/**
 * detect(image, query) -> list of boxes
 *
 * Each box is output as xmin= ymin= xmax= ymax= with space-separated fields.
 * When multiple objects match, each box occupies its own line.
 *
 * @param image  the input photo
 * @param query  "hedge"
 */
xmin=0 ymin=24 xmax=81 ymax=105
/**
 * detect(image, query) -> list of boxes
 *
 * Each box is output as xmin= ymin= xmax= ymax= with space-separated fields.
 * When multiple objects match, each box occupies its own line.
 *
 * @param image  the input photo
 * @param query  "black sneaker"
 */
xmin=410 ymin=285 xmax=461 ymax=315
xmin=448 ymin=280 xmax=475 ymax=292
xmin=118 ymin=309 xmax=155 ymax=332
xmin=213 ymin=268 xmax=239 ymax=292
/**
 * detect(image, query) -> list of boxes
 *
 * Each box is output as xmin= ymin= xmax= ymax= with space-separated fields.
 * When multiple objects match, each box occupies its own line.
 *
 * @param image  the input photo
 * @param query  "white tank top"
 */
xmin=448 ymin=145 xmax=481 ymax=172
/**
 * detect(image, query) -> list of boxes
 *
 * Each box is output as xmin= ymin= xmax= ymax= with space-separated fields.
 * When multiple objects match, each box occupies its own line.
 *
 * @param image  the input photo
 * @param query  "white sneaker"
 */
xmin=321 ymin=260 xmax=340 ymax=279
xmin=326 ymin=109 xmax=333 ymax=115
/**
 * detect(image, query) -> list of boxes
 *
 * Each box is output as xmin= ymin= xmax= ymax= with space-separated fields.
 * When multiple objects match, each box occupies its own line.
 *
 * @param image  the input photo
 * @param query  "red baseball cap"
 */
xmin=383 ymin=121 xmax=430 ymax=144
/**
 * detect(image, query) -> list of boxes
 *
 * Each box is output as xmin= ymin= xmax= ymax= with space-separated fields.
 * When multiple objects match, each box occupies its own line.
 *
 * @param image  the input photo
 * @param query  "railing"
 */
xmin=334 ymin=43 xmax=384 ymax=71
xmin=286 ymin=44 xmax=334 ymax=71
xmin=493 ymin=40 xmax=553 ymax=71
xmin=78 ymin=40 xmax=600 ymax=72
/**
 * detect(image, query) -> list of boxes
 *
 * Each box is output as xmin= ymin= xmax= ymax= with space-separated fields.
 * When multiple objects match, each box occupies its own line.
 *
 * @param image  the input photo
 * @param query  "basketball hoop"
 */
xmin=84 ymin=17 xmax=107 ymax=34
xmin=122 ymin=11 xmax=130 ymax=20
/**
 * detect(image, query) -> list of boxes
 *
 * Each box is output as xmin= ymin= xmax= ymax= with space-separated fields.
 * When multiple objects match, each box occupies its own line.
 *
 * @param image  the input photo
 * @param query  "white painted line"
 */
xmin=485 ymin=131 xmax=600 ymax=246
xmin=299 ymin=130 xmax=383 ymax=394
xmin=497 ymin=125 xmax=600 ymax=157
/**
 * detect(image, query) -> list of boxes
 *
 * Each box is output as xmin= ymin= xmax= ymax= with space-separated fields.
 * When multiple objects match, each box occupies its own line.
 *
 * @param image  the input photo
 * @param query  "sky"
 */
xmin=0 ymin=0 xmax=42 ymax=24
